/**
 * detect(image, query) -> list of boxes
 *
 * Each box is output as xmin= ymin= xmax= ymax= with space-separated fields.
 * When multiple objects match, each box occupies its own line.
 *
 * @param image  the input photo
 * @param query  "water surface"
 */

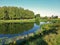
xmin=0 ymin=22 xmax=40 ymax=38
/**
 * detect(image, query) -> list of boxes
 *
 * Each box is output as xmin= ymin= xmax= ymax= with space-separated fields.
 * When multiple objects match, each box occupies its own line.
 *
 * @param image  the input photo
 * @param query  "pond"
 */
xmin=0 ymin=22 xmax=41 ymax=45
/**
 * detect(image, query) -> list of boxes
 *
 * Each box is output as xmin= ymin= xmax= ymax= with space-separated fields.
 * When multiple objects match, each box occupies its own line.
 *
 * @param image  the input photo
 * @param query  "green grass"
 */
xmin=40 ymin=18 xmax=50 ymax=22
xmin=40 ymin=18 xmax=60 ymax=22
xmin=41 ymin=21 xmax=60 ymax=45
xmin=0 ymin=19 xmax=35 ymax=23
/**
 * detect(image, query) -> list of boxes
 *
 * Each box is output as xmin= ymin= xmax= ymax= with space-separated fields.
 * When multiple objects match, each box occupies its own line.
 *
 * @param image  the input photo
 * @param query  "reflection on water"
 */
xmin=0 ymin=22 xmax=40 ymax=38
xmin=0 ymin=23 xmax=34 ymax=34
xmin=0 ymin=22 xmax=40 ymax=45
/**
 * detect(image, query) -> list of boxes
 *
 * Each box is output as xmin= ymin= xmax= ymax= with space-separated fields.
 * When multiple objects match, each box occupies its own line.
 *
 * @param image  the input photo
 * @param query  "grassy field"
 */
xmin=0 ymin=19 xmax=35 ymax=23
xmin=42 ymin=23 xmax=60 ymax=45
xmin=40 ymin=18 xmax=60 ymax=22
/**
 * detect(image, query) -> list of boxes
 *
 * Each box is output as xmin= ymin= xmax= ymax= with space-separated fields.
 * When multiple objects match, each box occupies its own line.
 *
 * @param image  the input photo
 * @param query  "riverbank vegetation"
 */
xmin=6 ymin=19 xmax=60 ymax=45
xmin=41 ymin=20 xmax=60 ymax=45
xmin=0 ymin=19 xmax=35 ymax=23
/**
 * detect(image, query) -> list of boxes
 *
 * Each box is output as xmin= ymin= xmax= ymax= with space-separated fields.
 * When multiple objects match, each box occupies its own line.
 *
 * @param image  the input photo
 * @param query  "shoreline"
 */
xmin=0 ymin=19 xmax=35 ymax=23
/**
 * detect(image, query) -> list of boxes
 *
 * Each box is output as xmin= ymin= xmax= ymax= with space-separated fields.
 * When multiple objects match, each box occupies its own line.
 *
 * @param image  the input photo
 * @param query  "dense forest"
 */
xmin=0 ymin=6 xmax=58 ymax=20
xmin=0 ymin=6 xmax=35 ymax=20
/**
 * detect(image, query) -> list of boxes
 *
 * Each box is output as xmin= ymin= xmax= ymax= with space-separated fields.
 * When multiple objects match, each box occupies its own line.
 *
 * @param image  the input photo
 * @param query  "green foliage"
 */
xmin=0 ymin=6 xmax=34 ymax=20
xmin=4 ymin=10 xmax=10 ymax=20
xmin=35 ymin=14 xmax=40 ymax=18
xmin=41 ymin=20 xmax=60 ymax=45
xmin=35 ymin=17 xmax=40 ymax=22
xmin=51 ymin=15 xmax=58 ymax=19
xmin=41 ymin=23 xmax=53 ymax=31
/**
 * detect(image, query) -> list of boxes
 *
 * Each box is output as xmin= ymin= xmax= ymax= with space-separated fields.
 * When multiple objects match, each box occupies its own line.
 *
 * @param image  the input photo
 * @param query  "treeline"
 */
xmin=0 ymin=6 xmax=34 ymax=20
xmin=0 ymin=6 xmax=58 ymax=20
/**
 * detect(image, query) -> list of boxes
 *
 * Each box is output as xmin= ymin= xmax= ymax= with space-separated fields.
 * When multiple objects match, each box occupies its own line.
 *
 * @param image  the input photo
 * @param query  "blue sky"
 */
xmin=0 ymin=0 xmax=60 ymax=17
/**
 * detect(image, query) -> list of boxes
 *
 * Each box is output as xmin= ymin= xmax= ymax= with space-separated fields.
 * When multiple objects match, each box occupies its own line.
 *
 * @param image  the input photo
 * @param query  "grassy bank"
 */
xmin=40 ymin=18 xmax=60 ymax=22
xmin=0 ymin=19 xmax=35 ymax=23
xmin=42 ymin=23 xmax=60 ymax=45
xmin=0 ymin=18 xmax=60 ymax=23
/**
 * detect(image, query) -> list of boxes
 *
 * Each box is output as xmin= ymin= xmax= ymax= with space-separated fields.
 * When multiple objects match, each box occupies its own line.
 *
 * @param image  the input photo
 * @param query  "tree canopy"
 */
xmin=0 ymin=6 xmax=35 ymax=20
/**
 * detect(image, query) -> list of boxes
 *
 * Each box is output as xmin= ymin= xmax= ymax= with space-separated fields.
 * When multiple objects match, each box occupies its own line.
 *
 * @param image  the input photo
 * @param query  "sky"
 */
xmin=0 ymin=0 xmax=60 ymax=17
